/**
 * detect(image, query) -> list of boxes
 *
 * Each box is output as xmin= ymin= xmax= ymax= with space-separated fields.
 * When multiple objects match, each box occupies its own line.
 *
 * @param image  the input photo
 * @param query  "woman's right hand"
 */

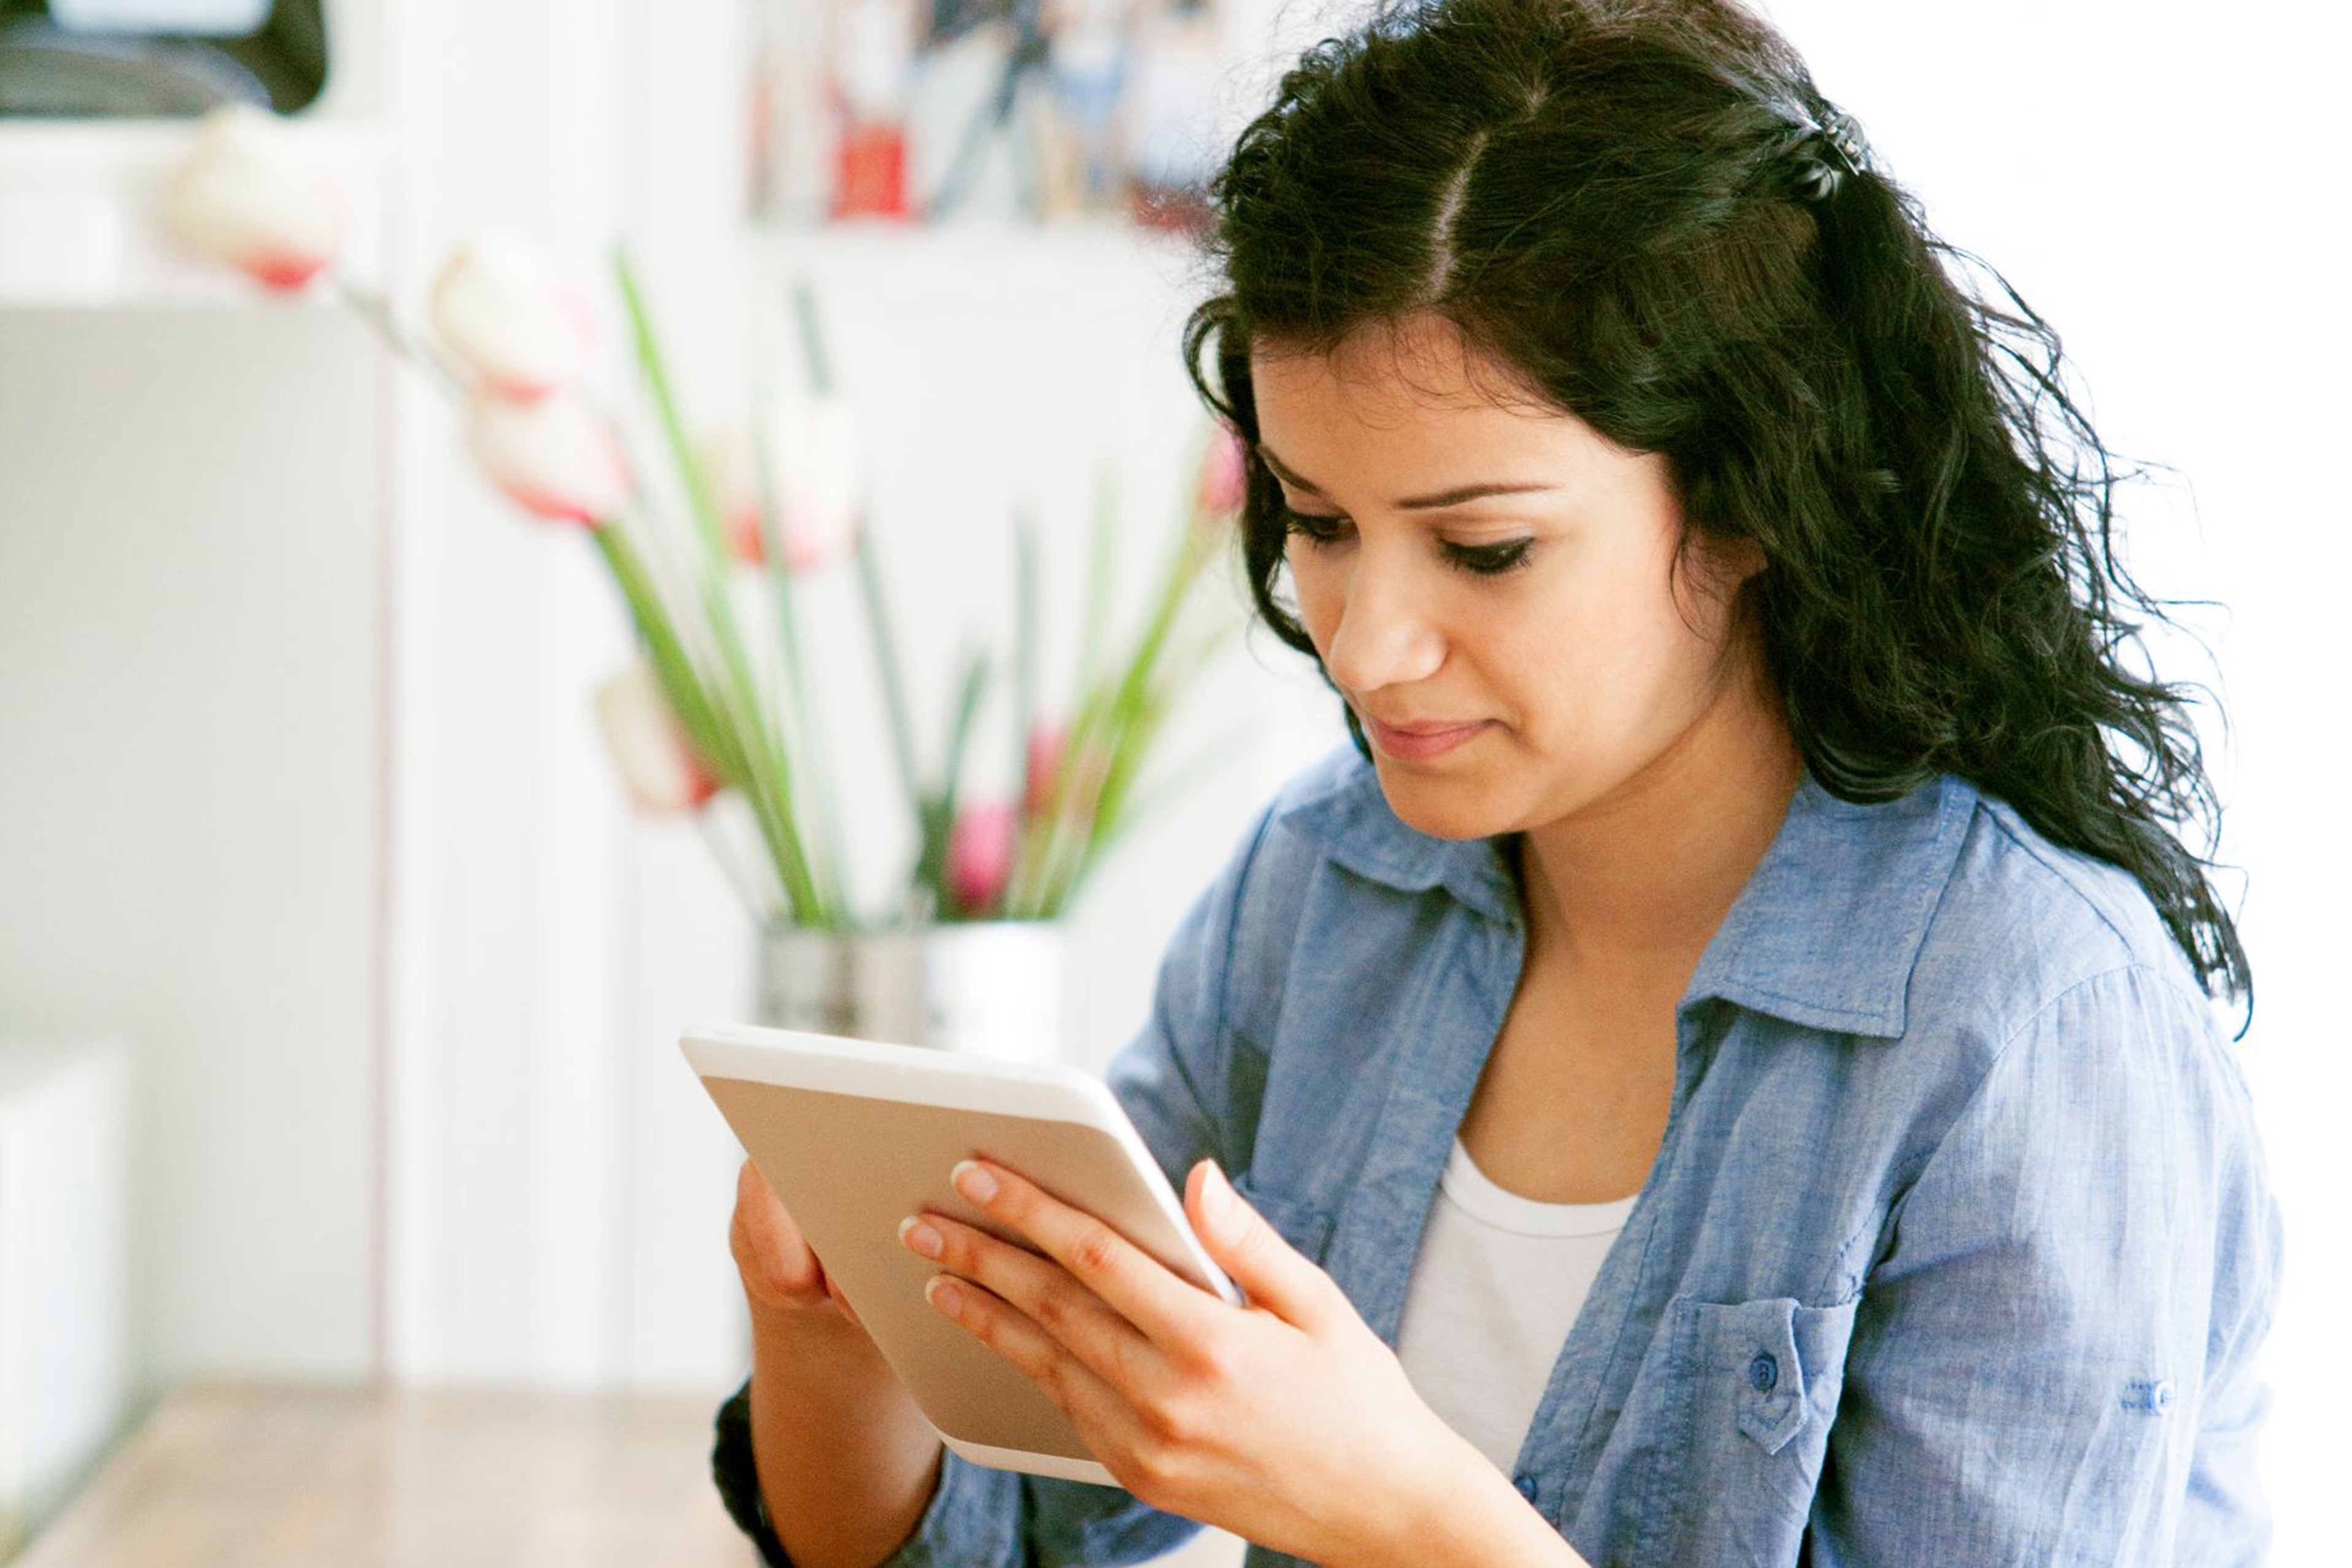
xmin=730 ymin=1157 xmax=878 ymax=1346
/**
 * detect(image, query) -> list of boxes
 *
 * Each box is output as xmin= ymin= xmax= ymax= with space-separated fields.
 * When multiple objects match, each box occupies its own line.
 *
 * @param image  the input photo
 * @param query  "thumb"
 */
xmin=1188 ymin=1159 xmax=1332 ymax=1326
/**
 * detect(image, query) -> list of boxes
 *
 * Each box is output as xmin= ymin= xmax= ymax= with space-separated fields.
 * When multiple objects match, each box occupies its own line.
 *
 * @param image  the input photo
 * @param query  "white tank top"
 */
xmin=1392 ymin=1135 xmax=1642 ymax=1476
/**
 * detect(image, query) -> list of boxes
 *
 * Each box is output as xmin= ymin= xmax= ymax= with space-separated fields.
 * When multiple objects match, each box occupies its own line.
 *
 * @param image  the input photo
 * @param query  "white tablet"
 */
xmin=681 ymin=1019 xmax=1244 ymax=1488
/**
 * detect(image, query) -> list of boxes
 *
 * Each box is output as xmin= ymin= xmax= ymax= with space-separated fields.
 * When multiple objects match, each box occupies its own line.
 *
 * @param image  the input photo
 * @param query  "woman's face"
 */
xmin=1250 ymin=313 xmax=1768 ymax=839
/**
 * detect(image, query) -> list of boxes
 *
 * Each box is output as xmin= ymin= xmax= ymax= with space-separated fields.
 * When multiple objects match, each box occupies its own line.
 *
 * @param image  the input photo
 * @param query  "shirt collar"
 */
xmin=1271 ymin=745 xmax=1978 ymax=1039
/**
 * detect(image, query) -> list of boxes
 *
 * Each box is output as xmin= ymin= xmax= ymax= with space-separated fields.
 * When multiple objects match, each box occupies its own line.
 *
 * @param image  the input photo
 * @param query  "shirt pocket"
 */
xmin=1639 ymin=1291 xmax=1862 ymax=1566
xmin=1228 ymin=1168 xmax=1338 ymax=1268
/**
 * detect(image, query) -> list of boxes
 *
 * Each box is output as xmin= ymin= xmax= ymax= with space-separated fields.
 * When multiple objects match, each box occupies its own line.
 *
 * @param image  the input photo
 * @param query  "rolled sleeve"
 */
xmin=1815 ymin=964 xmax=2284 ymax=1565
xmin=708 ymin=797 xmax=1285 ymax=1566
xmin=709 ymin=1373 xmax=1027 ymax=1567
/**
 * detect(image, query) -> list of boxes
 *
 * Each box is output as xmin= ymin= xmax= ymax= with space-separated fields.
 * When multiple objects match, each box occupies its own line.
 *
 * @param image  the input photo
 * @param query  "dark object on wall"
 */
xmin=0 ymin=0 xmax=327 ymax=115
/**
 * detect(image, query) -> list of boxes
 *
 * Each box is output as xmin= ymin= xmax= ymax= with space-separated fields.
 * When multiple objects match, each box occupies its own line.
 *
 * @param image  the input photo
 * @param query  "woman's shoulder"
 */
xmin=1220 ymin=747 xmax=2235 ymax=1057
xmin=1907 ymin=774 xmax=2227 ymax=1052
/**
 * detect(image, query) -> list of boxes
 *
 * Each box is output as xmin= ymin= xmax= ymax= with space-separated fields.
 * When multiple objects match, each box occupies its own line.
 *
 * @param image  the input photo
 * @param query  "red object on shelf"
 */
xmin=831 ymin=122 xmax=910 ymax=220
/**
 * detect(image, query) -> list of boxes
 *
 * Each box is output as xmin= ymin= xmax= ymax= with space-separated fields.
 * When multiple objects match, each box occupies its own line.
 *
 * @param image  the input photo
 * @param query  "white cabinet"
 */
xmin=0 ymin=1038 xmax=133 ymax=1559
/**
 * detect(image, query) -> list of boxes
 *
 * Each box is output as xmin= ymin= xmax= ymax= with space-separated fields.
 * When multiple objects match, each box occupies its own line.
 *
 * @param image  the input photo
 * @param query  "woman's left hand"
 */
xmin=898 ymin=1154 xmax=1481 ymax=1566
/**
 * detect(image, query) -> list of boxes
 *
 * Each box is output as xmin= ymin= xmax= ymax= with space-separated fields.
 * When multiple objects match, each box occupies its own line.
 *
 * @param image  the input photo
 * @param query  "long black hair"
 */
xmin=1179 ymin=0 xmax=2251 ymax=1019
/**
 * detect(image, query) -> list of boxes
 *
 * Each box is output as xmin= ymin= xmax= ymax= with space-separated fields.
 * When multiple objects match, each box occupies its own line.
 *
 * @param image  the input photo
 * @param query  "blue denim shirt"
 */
xmin=712 ymin=739 xmax=2283 ymax=1567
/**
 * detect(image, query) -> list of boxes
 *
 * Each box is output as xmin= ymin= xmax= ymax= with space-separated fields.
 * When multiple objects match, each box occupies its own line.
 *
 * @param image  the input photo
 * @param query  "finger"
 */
xmin=943 ymin=1158 xmax=1227 ymax=1355
xmin=1185 ymin=1159 xmax=1344 ymax=1330
xmin=734 ymin=1163 xmax=821 ymax=1295
xmin=736 ymin=1160 xmax=805 ymax=1252
xmin=822 ymin=1262 xmax=867 ymax=1331
xmin=922 ymin=1270 xmax=1163 ymax=1475
xmin=904 ymin=1208 xmax=1161 ymax=1395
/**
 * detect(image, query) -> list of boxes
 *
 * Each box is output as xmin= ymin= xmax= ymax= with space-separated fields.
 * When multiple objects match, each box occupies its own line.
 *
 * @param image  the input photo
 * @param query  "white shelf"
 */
xmin=0 ymin=116 xmax=389 ymax=308
xmin=747 ymin=213 xmax=1216 ymax=297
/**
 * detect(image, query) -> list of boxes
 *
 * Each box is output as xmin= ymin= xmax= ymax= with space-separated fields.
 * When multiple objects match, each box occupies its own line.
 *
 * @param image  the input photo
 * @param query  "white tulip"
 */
xmin=595 ymin=662 xmax=718 ymax=812
xmin=699 ymin=388 xmax=864 ymax=571
xmin=463 ymin=387 xmax=629 ymax=526
xmin=160 ymin=103 xmax=340 ymax=291
xmin=427 ymin=234 xmax=592 ymax=400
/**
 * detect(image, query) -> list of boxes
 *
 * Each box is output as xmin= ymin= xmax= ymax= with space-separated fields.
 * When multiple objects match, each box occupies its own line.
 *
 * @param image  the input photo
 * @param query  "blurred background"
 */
xmin=0 ymin=0 xmax=2343 ymax=1564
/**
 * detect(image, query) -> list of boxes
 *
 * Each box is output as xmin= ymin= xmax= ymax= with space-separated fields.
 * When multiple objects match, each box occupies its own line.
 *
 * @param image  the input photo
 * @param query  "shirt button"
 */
xmin=1749 ymin=1353 xmax=1779 ymax=1393
xmin=1514 ymin=1473 xmax=1539 ymax=1502
xmin=2152 ymin=1380 xmax=2174 ymax=1412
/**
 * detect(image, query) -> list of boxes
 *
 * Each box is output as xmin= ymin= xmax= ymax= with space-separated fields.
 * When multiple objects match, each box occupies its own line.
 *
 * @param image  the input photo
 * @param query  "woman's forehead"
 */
xmin=1252 ymin=330 xmax=1606 ymax=471
xmin=1251 ymin=313 xmax=1529 ymax=402
xmin=1249 ymin=316 xmax=1574 ymax=446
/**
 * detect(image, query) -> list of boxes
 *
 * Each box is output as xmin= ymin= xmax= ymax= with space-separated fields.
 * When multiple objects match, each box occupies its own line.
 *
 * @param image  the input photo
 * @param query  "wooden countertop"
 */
xmin=14 ymin=1381 xmax=1249 ymax=1567
xmin=14 ymin=1381 xmax=761 ymax=1568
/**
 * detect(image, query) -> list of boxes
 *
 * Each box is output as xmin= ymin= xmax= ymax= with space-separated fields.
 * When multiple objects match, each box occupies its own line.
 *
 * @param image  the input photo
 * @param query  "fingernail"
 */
xmin=898 ymin=1215 xmax=943 ymax=1259
xmin=1201 ymin=1160 xmax=1232 ymax=1220
xmin=952 ymin=1159 xmax=997 ymax=1203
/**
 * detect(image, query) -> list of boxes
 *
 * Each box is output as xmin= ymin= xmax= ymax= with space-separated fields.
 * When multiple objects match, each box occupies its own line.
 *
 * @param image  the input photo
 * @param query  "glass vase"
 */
xmin=754 ymin=918 xmax=1071 ymax=1065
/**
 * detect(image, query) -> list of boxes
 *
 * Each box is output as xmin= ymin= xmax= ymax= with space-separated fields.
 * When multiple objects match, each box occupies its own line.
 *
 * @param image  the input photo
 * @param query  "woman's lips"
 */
xmin=1367 ymin=715 xmax=1490 ymax=759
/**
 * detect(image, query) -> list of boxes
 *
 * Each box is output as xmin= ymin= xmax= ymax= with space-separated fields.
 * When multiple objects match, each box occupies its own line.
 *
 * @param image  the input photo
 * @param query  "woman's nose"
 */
xmin=1321 ymin=554 xmax=1447 ymax=694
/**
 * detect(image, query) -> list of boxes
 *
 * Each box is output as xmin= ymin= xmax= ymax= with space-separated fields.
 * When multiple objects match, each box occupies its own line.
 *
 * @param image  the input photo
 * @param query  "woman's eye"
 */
xmin=1277 ymin=507 xmax=1535 ymax=578
xmin=1278 ymin=507 xmax=1348 ymax=546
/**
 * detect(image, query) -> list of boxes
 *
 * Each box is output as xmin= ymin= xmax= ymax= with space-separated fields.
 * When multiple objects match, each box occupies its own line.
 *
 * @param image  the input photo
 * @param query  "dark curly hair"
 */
xmin=1179 ymin=0 xmax=2251 ymax=1022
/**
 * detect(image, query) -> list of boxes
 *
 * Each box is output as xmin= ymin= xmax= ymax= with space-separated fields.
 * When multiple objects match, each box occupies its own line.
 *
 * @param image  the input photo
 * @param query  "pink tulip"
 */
xmin=1023 ymin=723 xmax=1066 ymax=819
xmin=1023 ymin=720 xmax=1114 ymax=820
xmin=697 ymin=397 xmax=866 ymax=572
xmin=945 ymin=800 xmax=1017 ymax=915
xmin=464 ymin=387 xmax=629 ymax=526
xmin=427 ymin=235 xmax=594 ymax=400
xmin=1193 ymin=421 xmax=1248 ymax=519
xmin=159 ymin=104 xmax=341 ymax=292
xmin=595 ymin=662 xmax=720 ymax=811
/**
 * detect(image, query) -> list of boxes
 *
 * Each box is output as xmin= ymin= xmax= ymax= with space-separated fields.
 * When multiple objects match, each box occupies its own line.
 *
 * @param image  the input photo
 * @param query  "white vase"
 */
xmin=755 ymin=920 xmax=1072 ymax=1065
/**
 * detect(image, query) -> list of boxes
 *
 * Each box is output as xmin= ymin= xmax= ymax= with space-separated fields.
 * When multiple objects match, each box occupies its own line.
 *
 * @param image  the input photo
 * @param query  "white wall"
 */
xmin=0 ymin=306 xmax=384 ymax=1386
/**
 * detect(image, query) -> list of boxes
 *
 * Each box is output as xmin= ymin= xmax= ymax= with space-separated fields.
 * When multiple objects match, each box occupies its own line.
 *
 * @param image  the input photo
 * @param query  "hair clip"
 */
xmin=1818 ymin=106 xmax=1871 ymax=180
xmin=1793 ymin=103 xmax=1871 ymax=202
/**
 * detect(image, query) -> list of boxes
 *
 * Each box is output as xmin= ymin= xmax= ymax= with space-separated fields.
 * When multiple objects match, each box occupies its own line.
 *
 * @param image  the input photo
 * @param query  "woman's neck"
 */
xmin=1512 ymin=640 xmax=1803 ymax=977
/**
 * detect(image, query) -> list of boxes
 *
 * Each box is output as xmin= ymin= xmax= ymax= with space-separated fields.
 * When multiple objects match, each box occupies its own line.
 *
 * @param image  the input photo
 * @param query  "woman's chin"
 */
xmin=1373 ymin=764 xmax=1508 ymax=841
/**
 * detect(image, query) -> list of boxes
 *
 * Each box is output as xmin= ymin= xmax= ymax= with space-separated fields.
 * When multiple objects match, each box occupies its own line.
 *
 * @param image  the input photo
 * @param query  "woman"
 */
xmin=713 ymin=1 xmax=2283 ymax=1563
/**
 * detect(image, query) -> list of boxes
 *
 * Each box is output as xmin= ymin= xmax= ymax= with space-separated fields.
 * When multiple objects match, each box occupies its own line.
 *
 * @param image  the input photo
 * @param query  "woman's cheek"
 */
xmin=1291 ymin=554 xmax=1364 ymax=661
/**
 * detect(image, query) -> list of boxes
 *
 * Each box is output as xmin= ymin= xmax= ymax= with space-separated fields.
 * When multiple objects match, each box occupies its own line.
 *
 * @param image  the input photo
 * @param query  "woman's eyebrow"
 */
xmin=1253 ymin=443 xmax=1557 ymax=510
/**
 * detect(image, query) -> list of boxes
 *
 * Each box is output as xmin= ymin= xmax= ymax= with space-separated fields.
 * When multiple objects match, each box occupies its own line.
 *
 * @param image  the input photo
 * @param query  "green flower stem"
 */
xmin=613 ymin=246 xmax=834 ymax=929
xmin=1006 ymin=504 xmax=1039 ymax=906
xmin=1100 ymin=713 xmax=1256 ymax=846
xmin=1074 ymin=465 xmax=1117 ymax=704
xmin=613 ymin=247 xmax=732 ymax=599
xmin=1005 ymin=475 xmax=1120 ymax=918
xmin=1031 ymin=519 xmax=1216 ymax=912
xmin=592 ymin=521 xmax=789 ymax=904
xmin=1055 ymin=621 xmax=1233 ymax=912
xmin=748 ymin=367 xmax=852 ymax=929
xmin=592 ymin=520 xmax=828 ymax=922
xmin=325 ymin=273 xmax=470 ymax=402
xmin=932 ymin=646 xmax=993 ymax=915
xmin=762 ymin=272 xmax=853 ymax=925
xmin=696 ymin=805 xmax=778 ymax=925
xmin=852 ymin=522 xmax=926 ymax=847
xmin=592 ymin=522 xmax=726 ymax=763
xmin=1004 ymin=672 xmax=1109 ymax=918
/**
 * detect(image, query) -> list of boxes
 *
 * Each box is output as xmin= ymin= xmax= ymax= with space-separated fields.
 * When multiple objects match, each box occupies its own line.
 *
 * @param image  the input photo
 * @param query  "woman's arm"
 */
xmin=738 ymin=1306 xmax=951 ymax=1568
xmin=1812 ymin=964 xmax=2284 ymax=1564
xmin=1395 ymin=1448 xmax=1593 ymax=1568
